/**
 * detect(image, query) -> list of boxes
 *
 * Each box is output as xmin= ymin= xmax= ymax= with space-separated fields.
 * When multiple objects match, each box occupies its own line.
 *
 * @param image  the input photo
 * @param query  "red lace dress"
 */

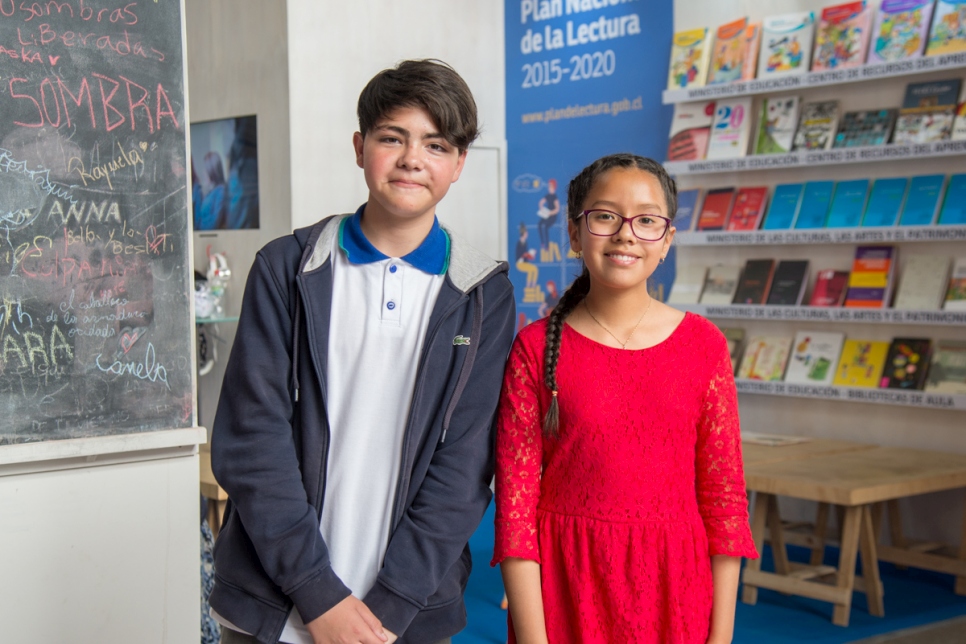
xmin=492 ymin=313 xmax=758 ymax=643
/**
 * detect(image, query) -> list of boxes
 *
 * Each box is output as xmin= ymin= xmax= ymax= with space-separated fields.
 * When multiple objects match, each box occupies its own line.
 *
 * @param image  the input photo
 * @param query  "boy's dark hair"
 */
xmin=543 ymin=153 xmax=678 ymax=437
xmin=357 ymin=59 xmax=480 ymax=153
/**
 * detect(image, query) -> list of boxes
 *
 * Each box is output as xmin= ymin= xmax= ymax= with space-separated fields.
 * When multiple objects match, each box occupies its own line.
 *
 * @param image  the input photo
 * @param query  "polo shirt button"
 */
xmin=387 ymin=301 xmax=396 ymax=310
xmin=390 ymin=265 xmax=397 ymax=273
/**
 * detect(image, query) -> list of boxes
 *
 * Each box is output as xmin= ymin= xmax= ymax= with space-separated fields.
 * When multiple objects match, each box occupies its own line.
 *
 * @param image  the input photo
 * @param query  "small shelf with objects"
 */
xmin=665 ymin=4 xmax=966 ymax=411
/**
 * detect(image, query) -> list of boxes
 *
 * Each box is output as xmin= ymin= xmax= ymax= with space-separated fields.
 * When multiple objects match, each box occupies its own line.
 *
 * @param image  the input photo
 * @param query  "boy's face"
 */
xmin=353 ymin=106 xmax=466 ymax=224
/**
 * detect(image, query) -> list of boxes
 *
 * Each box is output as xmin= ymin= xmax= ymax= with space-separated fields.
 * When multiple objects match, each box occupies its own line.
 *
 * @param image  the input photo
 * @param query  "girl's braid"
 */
xmin=542 ymin=269 xmax=591 ymax=437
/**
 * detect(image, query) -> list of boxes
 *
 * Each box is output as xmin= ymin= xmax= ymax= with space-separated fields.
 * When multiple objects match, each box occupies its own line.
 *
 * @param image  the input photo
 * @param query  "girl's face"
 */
xmin=568 ymin=167 xmax=674 ymax=294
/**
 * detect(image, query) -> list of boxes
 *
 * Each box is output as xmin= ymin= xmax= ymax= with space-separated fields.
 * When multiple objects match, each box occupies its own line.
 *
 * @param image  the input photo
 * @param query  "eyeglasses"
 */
xmin=578 ymin=209 xmax=671 ymax=241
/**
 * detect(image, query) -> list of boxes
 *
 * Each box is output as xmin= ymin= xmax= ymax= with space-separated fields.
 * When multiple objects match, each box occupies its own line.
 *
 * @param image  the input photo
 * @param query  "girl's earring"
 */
xmin=659 ymin=256 xmax=666 ymax=264
xmin=575 ymin=251 xmax=583 ymax=259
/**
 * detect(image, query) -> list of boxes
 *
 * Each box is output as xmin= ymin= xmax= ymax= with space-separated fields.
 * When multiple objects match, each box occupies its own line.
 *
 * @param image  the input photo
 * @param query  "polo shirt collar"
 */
xmin=338 ymin=204 xmax=450 ymax=275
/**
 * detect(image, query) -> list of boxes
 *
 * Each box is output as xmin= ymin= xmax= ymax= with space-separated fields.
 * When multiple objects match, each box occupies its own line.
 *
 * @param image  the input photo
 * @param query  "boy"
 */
xmin=209 ymin=60 xmax=515 ymax=644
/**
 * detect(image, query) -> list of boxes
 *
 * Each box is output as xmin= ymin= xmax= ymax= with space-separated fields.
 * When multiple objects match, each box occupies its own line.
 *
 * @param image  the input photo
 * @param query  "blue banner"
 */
xmin=505 ymin=0 xmax=674 ymax=332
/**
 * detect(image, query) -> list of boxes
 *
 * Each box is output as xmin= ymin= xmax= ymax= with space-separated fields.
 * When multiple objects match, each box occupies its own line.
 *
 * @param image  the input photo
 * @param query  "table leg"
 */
xmin=886 ymin=499 xmax=907 ymax=571
xmin=832 ymin=506 xmax=862 ymax=627
xmin=767 ymin=494 xmax=791 ymax=576
xmin=742 ymin=491 xmax=771 ymax=605
xmin=858 ymin=505 xmax=885 ymax=618
xmin=810 ymin=502 xmax=830 ymax=567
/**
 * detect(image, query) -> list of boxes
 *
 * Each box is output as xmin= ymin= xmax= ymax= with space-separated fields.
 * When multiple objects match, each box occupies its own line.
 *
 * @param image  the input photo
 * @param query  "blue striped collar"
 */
xmin=338 ymin=204 xmax=450 ymax=275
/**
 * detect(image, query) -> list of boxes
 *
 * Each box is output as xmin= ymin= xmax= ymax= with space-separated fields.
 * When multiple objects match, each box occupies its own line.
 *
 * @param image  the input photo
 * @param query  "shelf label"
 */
xmin=677 ymin=226 xmax=966 ymax=246
xmin=691 ymin=304 xmax=966 ymax=325
xmin=734 ymin=380 xmax=964 ymax=409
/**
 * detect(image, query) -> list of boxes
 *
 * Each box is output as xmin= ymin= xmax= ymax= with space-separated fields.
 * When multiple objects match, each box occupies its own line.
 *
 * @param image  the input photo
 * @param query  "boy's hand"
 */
xmin=305 ymin=595 xmax=389 ymax=644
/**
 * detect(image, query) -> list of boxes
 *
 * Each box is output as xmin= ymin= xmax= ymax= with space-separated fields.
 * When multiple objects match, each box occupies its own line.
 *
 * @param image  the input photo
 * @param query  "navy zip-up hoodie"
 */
xmin=209 ymin=214 xmax=515 ymax=643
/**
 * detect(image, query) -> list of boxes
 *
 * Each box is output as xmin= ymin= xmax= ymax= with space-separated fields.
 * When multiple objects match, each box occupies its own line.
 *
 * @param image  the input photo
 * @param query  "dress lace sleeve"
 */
xmin=695 ymin=339 xmax=759 ymax=559
xmin=491 ymin=333 xmax=544 ymax=565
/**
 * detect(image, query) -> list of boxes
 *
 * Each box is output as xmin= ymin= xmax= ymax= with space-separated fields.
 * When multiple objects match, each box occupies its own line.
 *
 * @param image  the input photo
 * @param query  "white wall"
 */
xmin=186 ymin=0 xmax=292 ymax=434
xmin=286 ymin=1 xmax=507 ymax=258
xmin=675 ymin=0 xmax=966 ymax=544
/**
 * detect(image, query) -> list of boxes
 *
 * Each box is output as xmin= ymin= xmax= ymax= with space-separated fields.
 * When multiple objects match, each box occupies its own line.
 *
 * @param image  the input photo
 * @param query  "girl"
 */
xmin=493 ymin=154 xmax=757 ymax=644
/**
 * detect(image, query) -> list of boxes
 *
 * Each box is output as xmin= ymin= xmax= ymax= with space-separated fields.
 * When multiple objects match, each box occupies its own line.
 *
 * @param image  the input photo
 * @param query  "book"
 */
xmin=893 ymin=79 xmax=962 ymax=144
xmin=696 ymin=187 xmax=736 ymax=231
xmin=668 ymin=28 xmax=713 ymax=89
xmin=937 ymin=173 xmax=966 ymax=224
xmin=766 ymin=260 xmax=810 ymax=305
xmin=674 ymin=189 xmax=702 ymax=231
xmin=727 ymin=187 xmax=769 ymax=231
xmin=880 ymin=338 xmax=932 ymax=389
xmin=754 ymin=96 xmax=801 ymax=154
xmin=812 ymin=2 xmax=873 ymax=71
xmin=706 ymin=97 xmax=754 ymax=159
xmin=759 ymin=12 xmax=816 ymax=78
xmin=708 ymin=18 xmax=762 ymax=84
xmin=784 ymin=331 xmax=846 ymax=384
xmin=861 ymin=177 xmax=908 ymax=227
xmin=667 ymin=264 xmax=708 ymax=305
xmin=833 ymin=339 xmax=891 ymax=387
xmin=893 ymin=255 xmax=952 ymax=309
xmin=944 ymin=257 xmax=966 ymax=310
xmin=826 ymin=179 xmax=871 ymax=228
xmin=737 ymin=335 xmax=792 ymax=381
xmin=926 ymin=0 xmax=966 ymax=56
xmin=833 ymin=109 xmax=898 ymax=147
xmin=732 ymin=259 xmax=777 ymax=304
xmin=954 ymin=99 xmax=966 ymax=140
xmin=925 ymin=339 xmax=966 ymax=394
xmin=668 ymin=101 xmax=716 ymax=161
xmin=723 ymin=328 xmax=746 ymax=372
xmin=794 ymin=181 xmax=835 ymax=229
xmin=899 ymin=174 xmax=946 ymax=225
xmin=793 ymin=101 xmax=840 ymax=150
xmin=845 ymin=245 xmax=898 ymax=307
xmin=700 ymin=265 xmax=742 ymax=304
xmin=762 ymin=183 xmax=804 ymax=229
xmin=869 ymin=0 xmax=935 ymax=63
xmin=810 ymin=269 xmax=851 ymax=306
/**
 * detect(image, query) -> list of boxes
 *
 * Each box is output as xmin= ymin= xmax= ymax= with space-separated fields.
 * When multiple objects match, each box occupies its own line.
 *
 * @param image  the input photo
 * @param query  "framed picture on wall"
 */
xmin=190 ymin=115 xmax=260 ymax=230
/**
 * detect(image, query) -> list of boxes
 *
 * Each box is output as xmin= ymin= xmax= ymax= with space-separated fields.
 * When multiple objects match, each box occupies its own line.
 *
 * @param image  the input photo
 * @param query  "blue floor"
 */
xmin=455 ymin=501 xmax=966 ymax=644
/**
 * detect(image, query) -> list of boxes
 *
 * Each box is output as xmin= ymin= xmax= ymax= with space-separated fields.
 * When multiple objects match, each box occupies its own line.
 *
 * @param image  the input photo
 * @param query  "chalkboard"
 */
xmin=0 ymin=1 xmax=194 ymax=444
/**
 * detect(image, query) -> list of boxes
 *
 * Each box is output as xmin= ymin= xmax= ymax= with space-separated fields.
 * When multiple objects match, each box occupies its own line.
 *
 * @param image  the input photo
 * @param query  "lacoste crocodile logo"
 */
xmin=453 ymin=335 xmax=471 ymax=346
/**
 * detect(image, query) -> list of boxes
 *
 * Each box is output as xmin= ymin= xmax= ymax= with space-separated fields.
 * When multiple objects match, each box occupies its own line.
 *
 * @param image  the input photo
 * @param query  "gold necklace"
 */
xmin=583 ymin=297 xmax=652 ymax=350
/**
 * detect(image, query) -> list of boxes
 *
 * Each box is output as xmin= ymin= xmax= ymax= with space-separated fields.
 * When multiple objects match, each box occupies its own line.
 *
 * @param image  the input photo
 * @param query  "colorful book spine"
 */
xmin=826 ymin=179 xmax=871 ymax=228
xmin=793 ymin=101 xmax=840 ymax=150
xmin=862 ymin=177 xmax=908 ymax=227
xmin=810 ymin=269 xmax=851 ymax=306
xmin=669 ymin=28 xmax=713 ymax=89
xmin=674 ymin=189 xmax=702 ymax=231
xmin=937 ymin=173 xmax=966 ymax=224
xmin=845 ymin=245 xmax=898 ymax=307
xmin=794 ymin=181 xmax=835 ymax=229
xmin=945 ymin=258 xmax=966 ymax=310
xmin=668 ymin=101 xmax=716 ymax=161
xmin=758 ymin=12 xmax=816 ymax=78
xmin=898 ymin=174 xmax=945 ymax=226
xmin=880 ymin=338 xmax=932 ymax=389
xmin=868 ymin=0 xmax=934 ymax=63
xmin=706 ymin=98 xmax=754 ymax=159
xmin=697 ymin=188 xmax=736 ymax=231
xmin=754 ymin=96 xmax=801 ymax=154
xmin=812 ymin=1 xmax=873 ymax=71
xmin=727 ymin=187 xmax=769 ymax=231
xmin=833 ymin=339 xmax=890 ymax=387
xmin=708 ymin=18 xmax=752 ymax=85
xmin=762 ymin=183 xmax=804 ymax=229
xmin=926 ymin=0 xmax=966 ymax=56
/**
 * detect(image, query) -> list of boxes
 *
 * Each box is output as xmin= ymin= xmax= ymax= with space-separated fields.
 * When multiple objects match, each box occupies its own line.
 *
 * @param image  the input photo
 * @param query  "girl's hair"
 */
xmin=542 ymin=153 xmax=677 ymax=437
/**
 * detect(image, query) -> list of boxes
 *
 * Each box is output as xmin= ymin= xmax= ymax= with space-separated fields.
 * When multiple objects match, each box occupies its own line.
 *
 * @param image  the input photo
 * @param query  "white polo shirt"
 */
xmin=280 ymin=209 xmax=447 ymax=643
